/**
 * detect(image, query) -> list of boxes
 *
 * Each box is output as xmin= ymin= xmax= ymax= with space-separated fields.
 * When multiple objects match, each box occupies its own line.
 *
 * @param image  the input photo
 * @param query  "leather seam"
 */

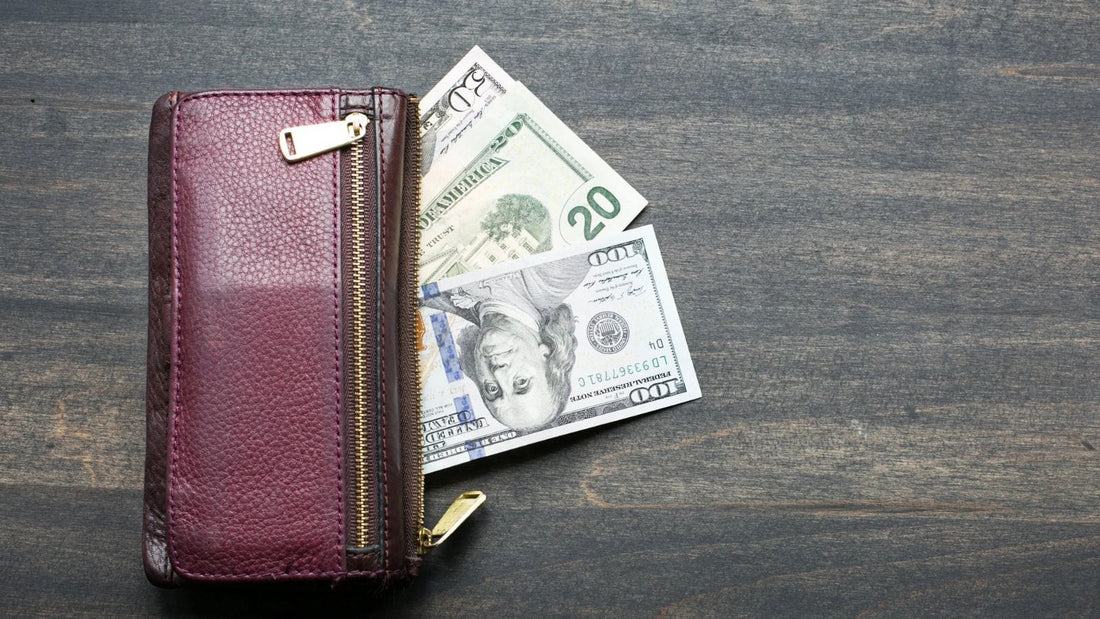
xmin=329 ymin=91 xmax=346 ymax=573
xmin=167 ymin=90 xmax=350 ymax=579
xmin=167 ymin=92 xmax=184 ymax=577
xmin=174 ymin=568 xmax=409 ymax=582
xmin=375 ymin=87 xmax=392 ymax=566
xmin=175 ymin=89 xmax=406 ymax=104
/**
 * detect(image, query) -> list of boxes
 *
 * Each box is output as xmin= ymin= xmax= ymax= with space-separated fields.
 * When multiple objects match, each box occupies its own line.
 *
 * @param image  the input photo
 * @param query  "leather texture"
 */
xmin=143 ymin=88 xmax=419 ymax=585
xmin=144 ymin=91 xmax=181 ymax=586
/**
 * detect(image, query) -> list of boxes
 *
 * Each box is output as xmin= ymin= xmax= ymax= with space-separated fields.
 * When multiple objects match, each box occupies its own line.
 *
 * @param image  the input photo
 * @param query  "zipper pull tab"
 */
xmin=278 ymin=112 xmax=370 ymax=162
xmin=418 ymin=491 xmax=486 ymax=554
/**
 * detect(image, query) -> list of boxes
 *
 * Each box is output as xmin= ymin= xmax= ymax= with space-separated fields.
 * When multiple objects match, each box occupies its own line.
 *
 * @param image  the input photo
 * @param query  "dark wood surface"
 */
xmin=1 ymin=1 xmax=1097 ymax=616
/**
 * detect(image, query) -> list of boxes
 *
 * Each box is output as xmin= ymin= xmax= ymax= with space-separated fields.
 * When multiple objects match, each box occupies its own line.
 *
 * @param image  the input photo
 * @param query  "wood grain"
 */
xmin=0 ymin=0 xmax=1096 ymax=615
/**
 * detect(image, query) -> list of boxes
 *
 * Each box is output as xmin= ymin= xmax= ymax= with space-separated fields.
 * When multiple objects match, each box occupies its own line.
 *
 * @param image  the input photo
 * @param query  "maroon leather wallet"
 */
xmin=143 ymin=88 xmax=466 ymax=586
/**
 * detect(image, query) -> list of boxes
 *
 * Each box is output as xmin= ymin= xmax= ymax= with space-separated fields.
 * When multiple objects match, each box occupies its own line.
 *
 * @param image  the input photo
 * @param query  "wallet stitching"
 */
xmin=168 ymin=93 xmax=183 ymax=579
xmin=174 ymin=88 xmax=406 ymax=99
xmin=328 ymin=92 xmax=346 ymax=573
xmin=168 ymin=92 xmax=187 ymax=576
xmin=376 ymin=87 xmax=393 ymax=565
xmin=168 ymin=90 xmax=372 ymax=579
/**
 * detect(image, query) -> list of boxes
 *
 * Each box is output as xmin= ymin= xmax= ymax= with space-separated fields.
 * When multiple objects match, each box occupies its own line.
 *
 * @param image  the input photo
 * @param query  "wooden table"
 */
xmin=2 ymin=1 xmax=1097 ymax=615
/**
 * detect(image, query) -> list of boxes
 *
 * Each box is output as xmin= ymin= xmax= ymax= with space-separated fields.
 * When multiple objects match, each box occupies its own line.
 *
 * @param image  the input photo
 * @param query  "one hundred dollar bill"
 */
xmin=419 ymin=45 xmax=516 ymax=176
xmin=418 ymin=81 xmax=647 ymax=284
xmin=417 ymin=225 xmax=700 ymax=473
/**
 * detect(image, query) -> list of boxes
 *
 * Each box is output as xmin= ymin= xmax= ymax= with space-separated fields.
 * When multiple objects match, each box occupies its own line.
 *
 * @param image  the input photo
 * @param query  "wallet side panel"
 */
xmin=144 ymin=91 xmax=182 ymax=587
xmin=167 ymin=91 xmax=347 ymax=581
xmin=375 ymin=89 xmax=412 ymax=574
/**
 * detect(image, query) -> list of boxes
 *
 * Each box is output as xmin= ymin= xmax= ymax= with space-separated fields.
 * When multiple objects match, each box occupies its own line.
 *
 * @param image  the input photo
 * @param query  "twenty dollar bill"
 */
xmin=419 ymin=45 xmax=515 ymax=176
xmin=417 ymin=225 xmax=700 ymax=473
xmin=418 ymin=57 xmax=647 ymax=284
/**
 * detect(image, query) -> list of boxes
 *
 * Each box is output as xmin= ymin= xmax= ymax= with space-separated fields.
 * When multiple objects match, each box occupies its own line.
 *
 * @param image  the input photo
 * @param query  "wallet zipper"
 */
xmin=279 ymin=100 xmax=483 ymax=559
xmin=347 ymin=123 xmax=374 ymax=549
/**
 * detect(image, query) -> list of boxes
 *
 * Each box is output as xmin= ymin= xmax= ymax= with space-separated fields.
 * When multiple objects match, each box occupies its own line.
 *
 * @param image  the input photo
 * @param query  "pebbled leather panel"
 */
xmin=167 ymin=90 xmax=346 ymax=580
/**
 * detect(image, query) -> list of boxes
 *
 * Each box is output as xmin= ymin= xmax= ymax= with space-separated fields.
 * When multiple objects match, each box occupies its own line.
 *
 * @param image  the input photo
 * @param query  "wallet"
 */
xmin=143 ymin=88 xmax=482 ymax=586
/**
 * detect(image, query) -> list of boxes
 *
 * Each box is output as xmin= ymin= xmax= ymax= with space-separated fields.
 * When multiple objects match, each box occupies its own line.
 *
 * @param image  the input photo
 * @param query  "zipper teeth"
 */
xmin=349 ymin=137 xmax=371 ymax=549
xmin=408 ymin=96 xmax=426 ymax=537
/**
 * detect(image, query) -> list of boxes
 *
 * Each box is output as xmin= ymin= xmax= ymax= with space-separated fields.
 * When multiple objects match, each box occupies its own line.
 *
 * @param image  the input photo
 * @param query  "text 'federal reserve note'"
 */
xmin=417 ymin=225 xmax=700 ymax=473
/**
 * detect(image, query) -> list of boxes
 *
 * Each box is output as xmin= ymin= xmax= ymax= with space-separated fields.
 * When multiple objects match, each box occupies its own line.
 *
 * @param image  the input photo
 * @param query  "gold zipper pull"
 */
xmin=418 ymin=491 xmax=486 ymax=554
xmin=278 ymin=112 xmax=370 ymax=162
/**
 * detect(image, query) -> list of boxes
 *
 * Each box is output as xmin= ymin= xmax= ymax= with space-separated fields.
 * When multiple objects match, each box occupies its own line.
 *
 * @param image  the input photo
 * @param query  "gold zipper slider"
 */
xmin=418 ymin=491 xmax=486 ymax=554
xmin=278 ymin=112 xmax=370 ymax=162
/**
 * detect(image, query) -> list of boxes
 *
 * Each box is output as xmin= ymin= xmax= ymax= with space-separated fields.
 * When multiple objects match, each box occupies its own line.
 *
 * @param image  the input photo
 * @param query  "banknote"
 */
xmin=418 ymin=81 xmax=647 ymax=284
xmin=419 ymin=45 xmax=516 ymax=175
xmin=417 ymin=225 xmax=700 ymax=473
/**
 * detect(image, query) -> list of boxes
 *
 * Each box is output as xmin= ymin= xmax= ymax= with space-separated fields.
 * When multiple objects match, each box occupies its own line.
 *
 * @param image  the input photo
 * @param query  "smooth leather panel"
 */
xmin=373 ymin=89 xmax=411 ymax=571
